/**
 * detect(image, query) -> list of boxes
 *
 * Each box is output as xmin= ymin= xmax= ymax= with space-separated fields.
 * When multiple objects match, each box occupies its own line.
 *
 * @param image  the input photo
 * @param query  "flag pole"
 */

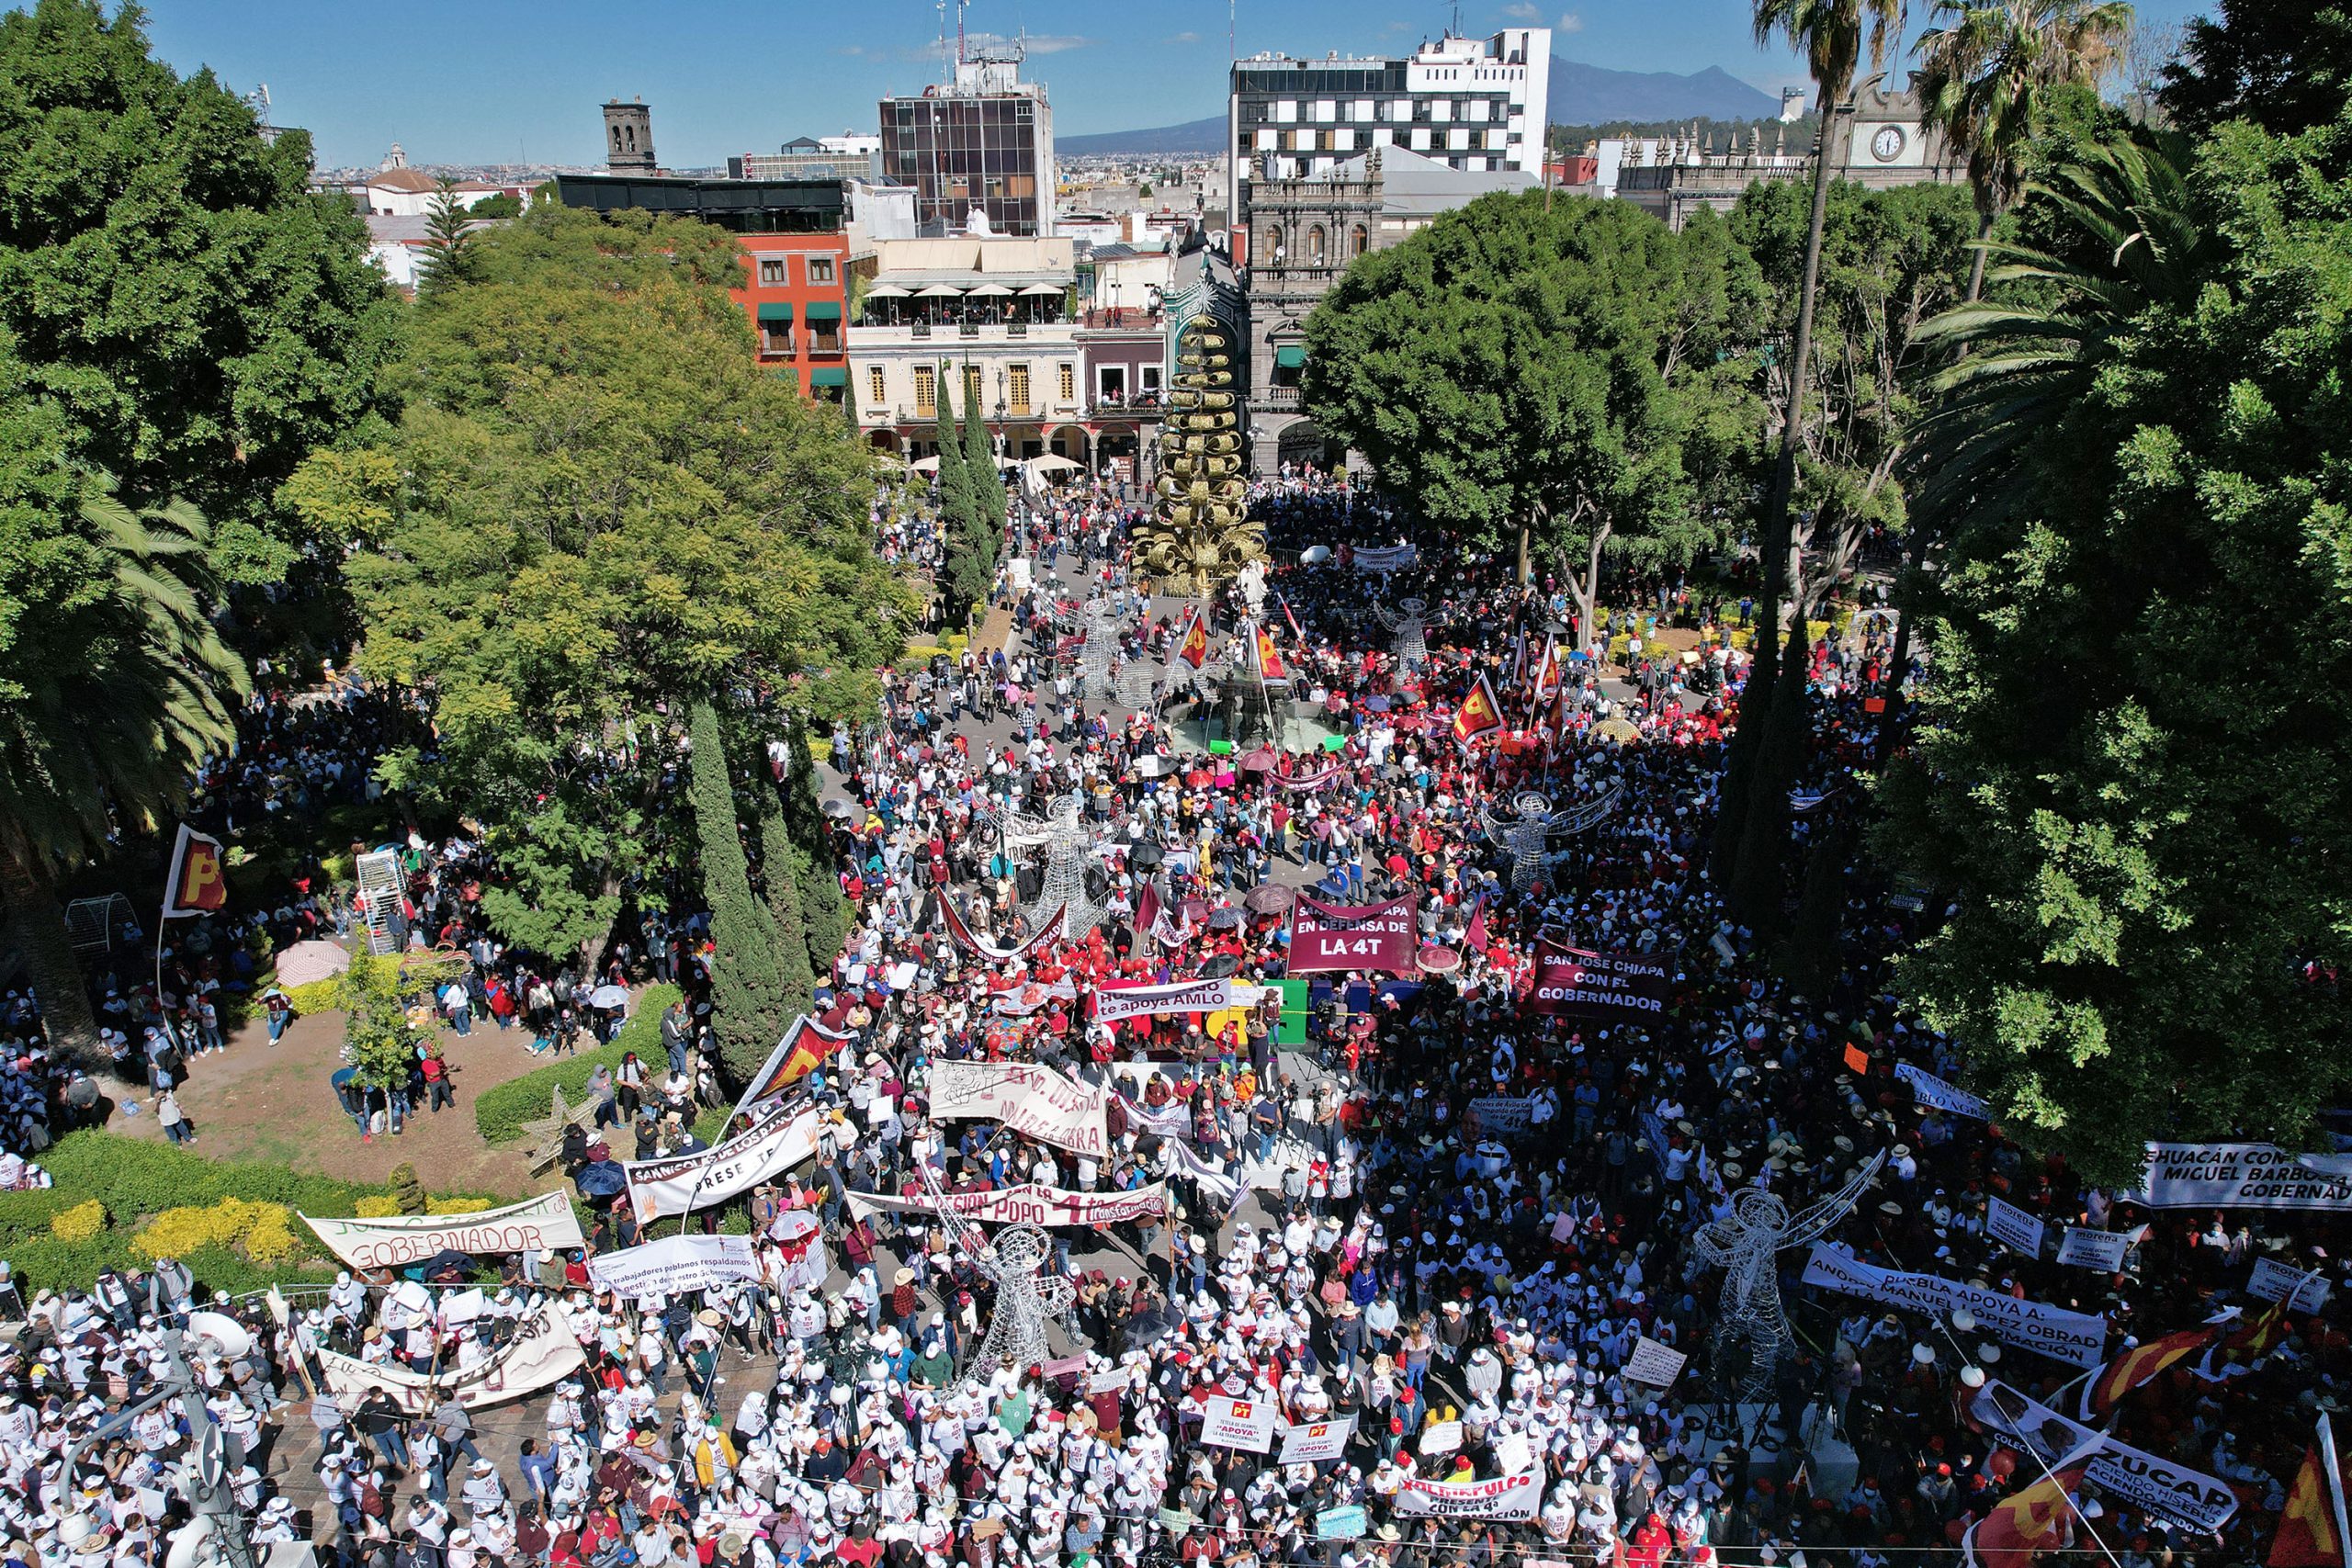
xmin=2320 ymin=1411 xmax=2350 ymax=1565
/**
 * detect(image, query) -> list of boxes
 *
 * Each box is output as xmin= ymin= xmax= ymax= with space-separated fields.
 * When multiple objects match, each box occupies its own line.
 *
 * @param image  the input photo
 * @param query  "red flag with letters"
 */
xmin=1453 ymin=672 xmax=1503 ymax=743
xmin=1962 ymin=1449 xmax=2096 ymax=1568
xmin=1254 ymin=622 xmax=1286 ymax=682
xmin=1175 ymin=609 xmax=1209 ymax=670
xmin=162 ymin=824 xmax=229 ymax=918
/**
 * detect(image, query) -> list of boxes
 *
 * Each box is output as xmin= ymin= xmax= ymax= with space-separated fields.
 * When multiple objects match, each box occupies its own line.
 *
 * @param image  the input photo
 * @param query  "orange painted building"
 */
xmin=732 ymin=233 xmax=853 ymax=402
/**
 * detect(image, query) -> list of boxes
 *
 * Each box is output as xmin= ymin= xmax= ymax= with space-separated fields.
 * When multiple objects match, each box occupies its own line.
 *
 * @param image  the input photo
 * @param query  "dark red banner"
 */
xmin=1526 ymin=943 xmax=1671 ymax=1020
xmin=1287 ymin=894 xmax=1419 ymax=974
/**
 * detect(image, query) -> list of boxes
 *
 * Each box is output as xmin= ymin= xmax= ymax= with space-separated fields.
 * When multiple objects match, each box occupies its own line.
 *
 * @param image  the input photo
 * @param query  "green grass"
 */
xmin=471 ymin=984 xmax=684 ymax=1145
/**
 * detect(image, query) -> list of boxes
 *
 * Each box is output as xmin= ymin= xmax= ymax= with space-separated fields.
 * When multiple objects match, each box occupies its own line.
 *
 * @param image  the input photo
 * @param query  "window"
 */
xmin=1140 ymin=364 xmax=1163 ymax=395
xmin=914 ymin=363 xmax=936 ymax=416
xmin=1097 ymin=364 xmax=1126 ymax=401
xmin=1351 ymin=225 xmax=1368 ymax=257
xmin=963 ymin=366 xmax=982 ymax=408
xmin=808 ymin=318 xmax=842 ymax=353
xmin=1009 ymin=363 xmax=1031 ymax=415
xmin=1306 ymin=225 xmax=1327 ymax=265
xmin=807 ymin=255 xmax=836 ymax=285
xmin=1058 ymin=362 xmax=1076 ymax=401
xmin=867 ymin=366 xmax=886 ymax=404
xmin=758 ymin=256 xmax=788 ymax=286
xmin=761 ymin=322 xmax=793 ymax=355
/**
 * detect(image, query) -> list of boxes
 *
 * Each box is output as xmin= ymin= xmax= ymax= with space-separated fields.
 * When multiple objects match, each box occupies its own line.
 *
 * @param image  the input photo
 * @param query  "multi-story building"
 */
xmin=730 ymin=133 xmax=882 ymax=182
xmin=1226 ymin=28 xmax=1549 ymax=249
xmin=880 ymin=50 xmax=1057 ymax=237
xmin=848 ymin=236 xmax=1159 ymax=478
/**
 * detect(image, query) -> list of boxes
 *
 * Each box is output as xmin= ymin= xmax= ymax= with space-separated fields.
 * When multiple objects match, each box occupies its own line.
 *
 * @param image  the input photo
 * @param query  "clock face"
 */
xmin=1871 ymin=126 xmax=1905 ymax=162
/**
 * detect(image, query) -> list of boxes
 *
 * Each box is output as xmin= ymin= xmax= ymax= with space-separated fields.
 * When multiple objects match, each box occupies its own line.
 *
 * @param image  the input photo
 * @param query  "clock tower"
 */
xmin=1842 ymin=76 xmax=1941 ymax=171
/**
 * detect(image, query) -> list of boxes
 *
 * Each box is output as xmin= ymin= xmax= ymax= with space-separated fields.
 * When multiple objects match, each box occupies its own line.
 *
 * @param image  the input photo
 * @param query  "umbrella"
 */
xmin=1363 ymin=694 xmax=1393 ymax=714
xmin=1596 ymin=717 xmax=1642 ymax=744
xmin=573 ymin=1159 xmax=628 ymax=1199
xmin=1200 ymin=953 xmax=1240 ymax=979
xmin=1129 ymin=840 xmax=1165 ymax=870
xmin=1417 ymin=945 xmax=1463 ymax=975
xmin=276 ymin=939 xmax=351 ymax=989
xmin=1243 ymin=884 xmax=1295 ymax=915
xmin=1239 ymin=750 xmax=1277 ymax=773
xmin=1206 ymin=907 xmax=1244 ymax=931
xmin=1300 ymin=546 xmax=1333 ymax=565
xmin=1182 ymin=898 xmax=1209 ymax=926
xmin=588 ymin=984 xmax=629 ymax=1010
xmin=822 ymin=796 xmax=856 ymax=819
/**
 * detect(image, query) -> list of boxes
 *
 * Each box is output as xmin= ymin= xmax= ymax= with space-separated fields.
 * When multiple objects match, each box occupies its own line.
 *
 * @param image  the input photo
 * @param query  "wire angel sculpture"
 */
xmin=989 ymin=793 xmax=1110 ymax=935
xmin=1690 ymin=1148 xmax=1888 ymax=1402
xmin=1076 ymin=598 xmax=1119 ymax=702
xmin=1374 ymin=596 xmax=1430 ymax=670
xmin=1479 ymin=784 xmax=1626 ymax=896
xmin=1113 ymin=649 xmax=1161 ymax=714
xmin=964 ymin=1224 xmax=1076 ymax=1384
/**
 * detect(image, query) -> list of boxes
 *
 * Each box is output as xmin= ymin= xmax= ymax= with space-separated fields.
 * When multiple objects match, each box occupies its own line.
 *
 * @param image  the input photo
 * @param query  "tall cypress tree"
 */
xmin=756 ymin=793 xmax=818 ymax=1009
xmin=779 ymin=713 xmax=854 ymax=972
xmin=687 ymin=699 xmax=787 ymax=1079
xmin=933 ymin=373 xmax=988 ymax=622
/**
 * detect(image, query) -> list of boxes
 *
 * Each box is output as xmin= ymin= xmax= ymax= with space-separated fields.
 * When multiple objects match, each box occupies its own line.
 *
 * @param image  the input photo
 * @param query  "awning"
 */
xmin=1274 ymin=344 xmax=1306 ymax=368
xmin=756 ymin=302 xmax=795 ymax=322
xmin=1017 ymin=282 xmax=1064 ymax=297
xmin=865 ymin=282 xmax=910 ymax=298
xmin=804 ymin=300 xmax=842 ymax=321
xmin=915 ymin=283 xmax=965 ymax=298
xmin=967 ymin=283 xmax=1013 ymax=297
xmin=809 ymin=366 xmax=849 ymax=388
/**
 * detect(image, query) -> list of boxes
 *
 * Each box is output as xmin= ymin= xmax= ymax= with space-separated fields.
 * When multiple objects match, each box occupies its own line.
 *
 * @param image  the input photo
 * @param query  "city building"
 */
xmin=730 ymin=133 xmax=882 ymax=182
xmin=344 ymin=145 xmax=522 ymax=218
xmin=1242 ymin=148 xmax=1534 ymax=470
xmin=1781 ymin=86 xmax=1810 ymax=122
xmin=848 ymin=236 xmax=1158 ymax=477
xmin=879 ymin=50 xmax=1057 ymax=237
xmin=603 ymin=99 xmax=657 ymax=172
xmin=1611 ymin=78 xmax=1962 ymax=229
xmin=1225 ymin=28 xmax=1550 ymax=250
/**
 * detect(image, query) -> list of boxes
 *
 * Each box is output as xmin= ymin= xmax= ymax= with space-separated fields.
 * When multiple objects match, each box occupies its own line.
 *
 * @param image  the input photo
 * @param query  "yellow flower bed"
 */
xmin=133 ymin=1197 xmax=308 ymax=1266
xmin=424 ymin=1197 xmax=492 ymax=1216
xmin=353 ymin=1195 xmax=402 ymax=1218
xmin=49 ymin=1200 xmax=107 ymax=1245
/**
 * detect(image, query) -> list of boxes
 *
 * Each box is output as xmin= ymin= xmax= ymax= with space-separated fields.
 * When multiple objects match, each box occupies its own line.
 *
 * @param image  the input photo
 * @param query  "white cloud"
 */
xmin=961 ymin=31 xmax=1092 ymax=54
xmin=1501 ymin=2 xmax=1541 ymax=20
xmin=1169 ymin=29 xmax=1202 ymax=43
xmin=1557 ymin=10 xmax=1585 ymax=31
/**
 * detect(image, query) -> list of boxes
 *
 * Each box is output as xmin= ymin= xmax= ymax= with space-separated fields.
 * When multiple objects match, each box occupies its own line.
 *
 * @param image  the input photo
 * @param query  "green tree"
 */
xmin=776 ymin=714 xmax=851 ymax=975
xmin=0 ymin=457 xmax=248 ymax=1054
xmin=0 ymin=0 xmax=400 ymax=587
xmin=338 ymin=954 xmax=426 ymax=1098
xmin=1716 ymin=0 xmax=1906 ymax=916
xmin=304 ymin=207 xmax=913 ymax=959
xmin=415 ymin=177 xmax=481 ymax=295
xmin=933 ymin=377 xmax=992 ymax=626
xmin=1877 ymin=114 xmax=2352 ymax=1182
xmin=1303 ymin=193 xmax=1757 ymax=649
xmin=469 ymin=191 xmax=524 ymax=220
xmin=688 ymin=699 xmax=788 ymax=1080
xmin=756 ymin=795 xmax=818 ymax=1008
xmin=2156 ymin=0 xmax=2352 ymax=140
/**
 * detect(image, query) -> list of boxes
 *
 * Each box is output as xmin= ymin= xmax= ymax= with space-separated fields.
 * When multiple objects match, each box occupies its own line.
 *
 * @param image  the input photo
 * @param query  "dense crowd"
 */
xmin=0 ymin=471 xmax=2335 ymax=1568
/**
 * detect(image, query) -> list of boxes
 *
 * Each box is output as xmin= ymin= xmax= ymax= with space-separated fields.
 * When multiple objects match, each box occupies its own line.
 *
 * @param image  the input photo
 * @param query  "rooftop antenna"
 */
xmin=957 ymin=0 xmax=970 ymax=66
xmin=1229 ymin=0 xmax=1236 ymax=61
xmin=243 ymin=82 xmax=272 ymax=127
xmin=937 ymin=0 xmax=949 ymax=81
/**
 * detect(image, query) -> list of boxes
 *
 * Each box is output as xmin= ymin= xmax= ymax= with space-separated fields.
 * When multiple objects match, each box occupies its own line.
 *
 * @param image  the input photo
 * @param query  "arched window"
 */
xmin=1351 ymin=224 xmax=1368 ymax=257
xmin=1306 ymin=224 xmax=1327 ymax=265
xmin=612 ymin=125 xmax=624 ymax=150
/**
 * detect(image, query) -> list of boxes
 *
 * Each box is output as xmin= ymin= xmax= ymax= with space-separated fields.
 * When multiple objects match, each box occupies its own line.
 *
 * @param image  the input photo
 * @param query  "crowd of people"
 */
xmin=0 ymin=468 xmax=2336 ymax=1568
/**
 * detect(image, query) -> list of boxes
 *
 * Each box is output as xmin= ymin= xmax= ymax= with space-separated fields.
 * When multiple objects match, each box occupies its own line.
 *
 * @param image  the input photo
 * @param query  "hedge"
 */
xmin=0 ymin=1132 xmax=503 ymax=1297
xmin=472 ymin=984 xmax=684 ymax=1145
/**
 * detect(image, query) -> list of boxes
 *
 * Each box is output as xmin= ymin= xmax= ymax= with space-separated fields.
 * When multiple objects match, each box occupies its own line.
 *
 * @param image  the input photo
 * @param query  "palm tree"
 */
xmin=1715 ymin=0 xmax=1905 ymax=916
xmin=0 ymin=476 xmax=248 ymax=1054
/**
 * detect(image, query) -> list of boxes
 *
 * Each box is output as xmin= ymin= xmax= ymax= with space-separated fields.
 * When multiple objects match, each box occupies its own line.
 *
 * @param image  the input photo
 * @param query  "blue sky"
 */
xmin=140 ymin=0 xmax=2211 ymax=170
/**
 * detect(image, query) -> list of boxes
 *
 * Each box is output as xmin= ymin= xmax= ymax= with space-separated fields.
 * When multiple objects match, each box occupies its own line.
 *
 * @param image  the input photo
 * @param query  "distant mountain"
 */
xmin=1547 ymin=59 xmax=1780 ymax=126
xmin=1059 ymin=116 xmax=1226 ymax=156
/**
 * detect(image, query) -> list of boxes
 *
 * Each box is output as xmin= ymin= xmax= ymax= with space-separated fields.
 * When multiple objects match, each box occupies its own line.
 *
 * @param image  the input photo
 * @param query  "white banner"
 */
xmin=1623 ymin=1336 xmax=1689 ymax=1388
xmin=585 ymin=1235 xmax=761 ymax=1301
xmin=1895 ymin=1063 xmax=1989 ymax=1120
xmin=1279 ymin=1416 xmax=1356 ymax=1464
xmin=1392 ymin=1470 xmax=1543 ymax=1520
xmin=2056 ymin=1227 xmax=2132 ymax=1272
xmin=1969 ymin=1379 xmax=2238 ymax=1533
xmin=1350 ymin=544 xmax=1419 ymax=573
xmin=1467 ymin=1096 xmax=1538 ymax=1134
xmin=845 ymin=1182 xmax=1167 ymax=1227
xmin=625 ymin=1101 xmax=820 ymax=1224
xmin=2127 ymin=1143 xmax=2352 ymax=1211
xmin=1419 ymin=1420 xmax=1464 ymax=1457
xmin=1201 ymin=1395 xmax=1278 ymax=1452
xmin=300 ymin=1192 xmax=584 ymax=1272
xmin=1095 ymin=976 xmax=1235 ymax=1024
xmin=1801 ymin=1245 xmax=2107 ymax=1368
xmin=2248 ymin=1257 xmax=2333 ymax=1313
xmin=990 ymin=978 xmax=1078 ymax=1017
xmin=928 ymin=1059 xmax=1106 ymax=1157
xmin=1986 ymin=1196 xmax=2047 ymax=1257
xmin=1116 ymin=1092 xmax=1194 ymax=1139
xmin=317 ymin=1303 xmax=583 ymax=1415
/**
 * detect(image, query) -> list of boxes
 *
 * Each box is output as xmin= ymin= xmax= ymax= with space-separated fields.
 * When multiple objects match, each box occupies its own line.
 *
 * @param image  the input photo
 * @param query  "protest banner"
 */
xmin=2055 ymin=1228 xmax=2132 ymax=1272
xmin=1419 ymin=1420 xmax=1464 ymax=1457
xmin=1316 ymin=1506 xmax=1368 ymax=1541
xmin=1096 ymin=976 xmax=1235 ymax=1024
xmin=1986 ymin=1196 xmax=2048 ymax=1257
xmin=1114 ymin=1092 xmax=1193 ymax=1139
xmin=2127 ymin=1143 xmax=2352 ymax=1211
xmin=1392 ymin=1470 xmax=1544 ymax=1520
xmin=846 ymin=1182 xmax=1168 ymax=1228
xmin=1624 ymin=1336 xmax=1690 ymax=1388
xmin=1467 ymin=1096 xmax=1538 ymax=1134
xmin=1201 ymin=1395 xmax=1277 ymax=1452
xmin=1280 ymin=1416 xmax=1357 ymax=1464
xmin=1090 ymin=1366 xmax=1134 ymax=1394
xmin=1526 ymin=944 xmax=1670 ymax=1021
xmin=1351 ymin=544 xmax=1419 ymax=573
xmin=2249 ymin=1257 xmax=2334 ymax=1313
xmin=586 ymin=1235 xmax=760 ymax=1301
xmin=300 ymin=1191 xmax=583 ymax=1272
xmin=1287 ymin=894 xmax=1419 ymax=975
xmin=1894 ymin=1063 xmax=1989 ymax=1120
xmin=318 ymin=1303 xmax=582 ymax=1415
xmin=989 ymin=978 xmax=1078 ymax=1017
xmin=927 ymin=1059 xmax=1107 ymax=1157
xmin=941 ymin=899 xmax=1067 ymax=964
xmin=1801 ymin=1244 xmax=2106 ymax=1367
xmin=1969 ymin=1379 xmax=2238 ymax=1533
xmin=625 ymin=1101 xmax=820 ymax=1224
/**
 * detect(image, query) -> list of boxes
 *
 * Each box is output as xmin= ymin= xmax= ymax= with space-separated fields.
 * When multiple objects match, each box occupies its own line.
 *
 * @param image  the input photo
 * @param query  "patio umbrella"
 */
xmin=275 ymin=939 xmax=351 ymax=989
xmin=588 ymin=984 xmax=629 ymax=1010
xmin=1363 ymin=694 xmax=1393 ymax=713
xmin=1200 ymin=953 xmax=1240 ymax=979
xmin=1206 ymin=907 xmax=1244 ymax=931
xmin=1596 ymin=717 xmax=1642 ymax=744
xmin=1243 ymin=883 xmax=1295 ymax=915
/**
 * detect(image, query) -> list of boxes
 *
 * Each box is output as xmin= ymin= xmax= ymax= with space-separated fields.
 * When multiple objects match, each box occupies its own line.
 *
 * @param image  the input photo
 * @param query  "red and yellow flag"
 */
xmin=1963 ymin=1452 xmax=2094 ymax=1568
xmin=1531 ymin=635 xmax=1564 ymax=700
xmin=1254 ymin=621 xmax=1286 ymax=682
xmin=2270 ymin=1434 xmax=2347 ymax=1568
xmin=1453 ymin=671 xmax=1503 ymax=743
xmin=1175 ymin=609 xmax=1209 ymax=669
xmin=2080 ymin=1325 xmax=2217 ymax=1421
xmin=162 ymin=824 xmax=229 ymax=918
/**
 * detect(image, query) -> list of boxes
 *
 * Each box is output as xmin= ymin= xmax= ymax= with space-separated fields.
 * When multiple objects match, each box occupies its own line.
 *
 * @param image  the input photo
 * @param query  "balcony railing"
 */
xmin=1009 ymin=322 xmax=1028 ymax=337
xmin=1257 ymin=384 xmax=1304 ymax=410
xmin=911 ymin=321 xmax=933 ymax=338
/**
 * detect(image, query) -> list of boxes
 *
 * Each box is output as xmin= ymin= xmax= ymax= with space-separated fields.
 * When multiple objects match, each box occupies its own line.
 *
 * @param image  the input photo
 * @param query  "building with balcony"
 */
xmin=730 ymin=132 xmax=881 ymax=182
xmin=1227 ymin=28 xmax=1548 ymax=252
xmin=881 ymin=50 xmax=1057 ymax=237
xmin=849 ymin=235 xmax=1160 ymax=476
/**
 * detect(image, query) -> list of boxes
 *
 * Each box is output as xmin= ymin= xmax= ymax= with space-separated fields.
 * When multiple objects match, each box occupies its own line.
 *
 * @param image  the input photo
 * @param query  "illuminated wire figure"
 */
xmin=1374 ymin=596 xmax=1430 ymax=670
xmin=1478 ymin=784 xmax=1623 ymax=896
xmin=1023 ymin=793 xmax=1109 ymax=935
xmin=1691 ymin=1149 xmax=1887 ymax=1400
xmin=1077 ymin=597 xmax=1118 ymax=702
xmin=964 ymin=1224 xmax=1074 ymax=1383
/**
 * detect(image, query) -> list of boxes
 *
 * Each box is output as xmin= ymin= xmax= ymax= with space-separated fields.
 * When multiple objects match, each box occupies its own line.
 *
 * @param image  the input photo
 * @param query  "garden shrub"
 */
xmin=472 ymin=984 xmax=682 ymax=1145
xmin=48 ymin=1200 xmax=107 ymax=1244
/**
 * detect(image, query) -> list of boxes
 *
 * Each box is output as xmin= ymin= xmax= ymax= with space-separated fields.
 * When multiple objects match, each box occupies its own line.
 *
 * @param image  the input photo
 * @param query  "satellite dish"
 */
xmin=184 ymin=1311 xmax=254 ymax=1359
